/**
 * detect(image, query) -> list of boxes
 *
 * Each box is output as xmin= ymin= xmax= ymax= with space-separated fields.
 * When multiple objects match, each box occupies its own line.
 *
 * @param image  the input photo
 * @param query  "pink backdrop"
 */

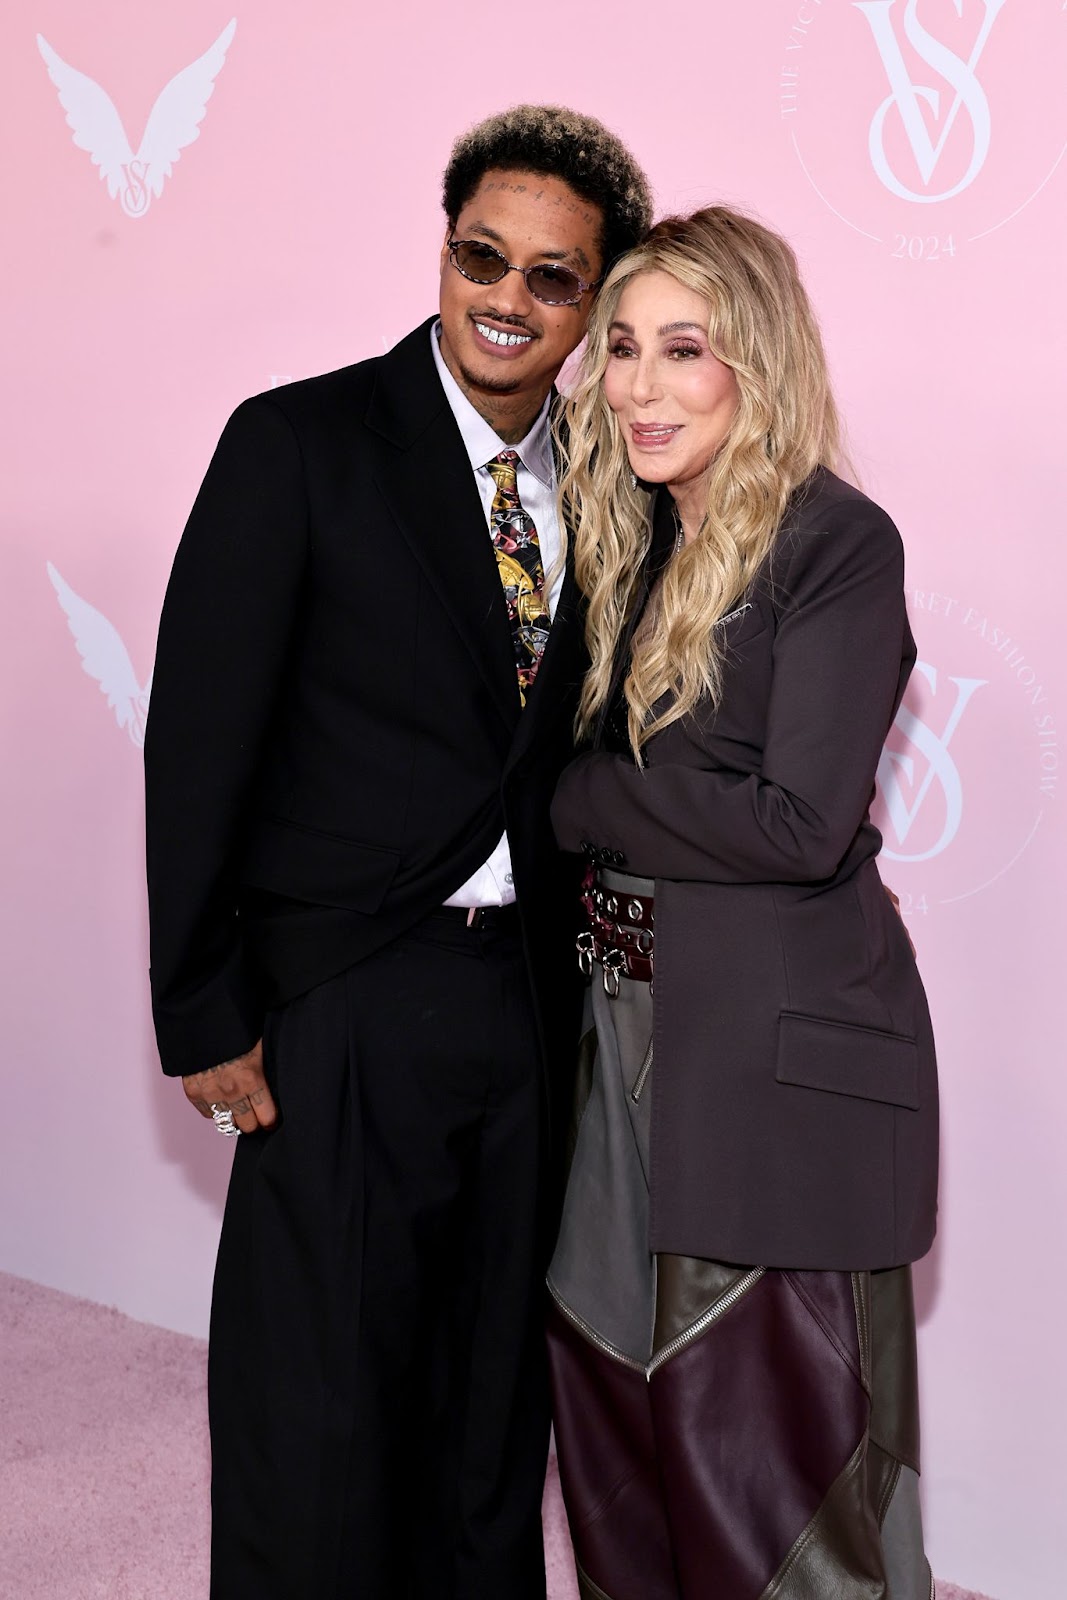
xmin=2 ymin=3 xmax=1064 ymax=1594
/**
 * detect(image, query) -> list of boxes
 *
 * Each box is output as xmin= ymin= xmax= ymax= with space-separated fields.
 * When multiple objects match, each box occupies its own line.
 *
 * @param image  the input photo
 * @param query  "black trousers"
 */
xmin=208 ymin=912 xmax=550 ymax=1599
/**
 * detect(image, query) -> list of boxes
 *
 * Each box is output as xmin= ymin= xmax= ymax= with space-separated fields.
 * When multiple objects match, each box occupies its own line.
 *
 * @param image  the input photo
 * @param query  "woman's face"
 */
xmin=603 ymin=271 xmax=739 ymax=496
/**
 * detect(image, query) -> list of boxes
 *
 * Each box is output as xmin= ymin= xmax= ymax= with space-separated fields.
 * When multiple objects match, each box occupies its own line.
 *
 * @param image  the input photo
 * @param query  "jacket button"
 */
xmin=610 ymin=849 xmax=626 ymax=867
xmin=580 ymin=840 xmax=595 ymax=859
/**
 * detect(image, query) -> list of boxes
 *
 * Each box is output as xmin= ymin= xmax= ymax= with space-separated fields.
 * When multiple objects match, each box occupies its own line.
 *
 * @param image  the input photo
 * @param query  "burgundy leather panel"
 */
xmin=547 ymin=1302 xmax=679 ymax=1600
xmin=782 ymin=1268 xmax=864 ymax=1385
xmin=649 ymin=1270 xmax=868 ymax=1598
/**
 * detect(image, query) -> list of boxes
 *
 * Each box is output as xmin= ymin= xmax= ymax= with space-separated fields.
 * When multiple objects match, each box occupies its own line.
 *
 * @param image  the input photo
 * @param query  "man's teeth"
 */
xmin=476 ymin=322 xmax=532 ymax=347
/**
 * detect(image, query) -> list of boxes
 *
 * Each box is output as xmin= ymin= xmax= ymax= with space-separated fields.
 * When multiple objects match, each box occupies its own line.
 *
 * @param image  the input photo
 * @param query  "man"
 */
xmin=145 ymin=106 xmax=652 ymax=1599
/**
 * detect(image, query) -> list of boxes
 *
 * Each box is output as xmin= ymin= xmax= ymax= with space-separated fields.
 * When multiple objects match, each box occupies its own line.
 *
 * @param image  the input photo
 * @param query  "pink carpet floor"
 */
xmin=1 ymin=1271 xmax=994 ymax=1600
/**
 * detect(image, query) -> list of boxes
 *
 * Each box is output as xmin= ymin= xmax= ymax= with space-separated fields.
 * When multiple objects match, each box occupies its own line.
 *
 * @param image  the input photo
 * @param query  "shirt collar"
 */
xmin=430 ymin=320 xmax=554 ymax=488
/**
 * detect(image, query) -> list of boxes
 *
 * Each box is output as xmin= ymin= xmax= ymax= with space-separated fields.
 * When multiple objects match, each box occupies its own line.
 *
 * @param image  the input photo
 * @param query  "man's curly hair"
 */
xmin=443 ymin=105 xmax=653 ymax=278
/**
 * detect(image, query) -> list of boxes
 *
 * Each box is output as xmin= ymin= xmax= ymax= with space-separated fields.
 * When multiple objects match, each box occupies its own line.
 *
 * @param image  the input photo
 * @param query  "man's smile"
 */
xmin=470 ymin=313 xmax=538 ymax=357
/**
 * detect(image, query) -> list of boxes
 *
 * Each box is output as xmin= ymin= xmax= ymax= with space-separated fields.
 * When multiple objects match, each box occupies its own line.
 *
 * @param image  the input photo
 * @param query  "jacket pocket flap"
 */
xmin=241 ymin=816 xmax=400 ymax=915
xmin=776 ymin=1011 xmax=919 ymax=1110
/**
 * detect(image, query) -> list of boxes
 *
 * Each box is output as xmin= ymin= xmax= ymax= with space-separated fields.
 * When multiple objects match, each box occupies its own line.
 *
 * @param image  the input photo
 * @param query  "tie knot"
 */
xmin=486 ymin=450 xmax=520 ymax=494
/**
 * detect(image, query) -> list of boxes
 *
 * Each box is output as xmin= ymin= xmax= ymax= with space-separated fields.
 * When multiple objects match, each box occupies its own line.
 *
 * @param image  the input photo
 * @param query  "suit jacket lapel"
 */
xmin=367 ymin=320 xmax=520 ymax=733
xmin=503 ymin=404 xmax=589 ymax=772
xmin=505 ymin=558 xmax=585 ymax=774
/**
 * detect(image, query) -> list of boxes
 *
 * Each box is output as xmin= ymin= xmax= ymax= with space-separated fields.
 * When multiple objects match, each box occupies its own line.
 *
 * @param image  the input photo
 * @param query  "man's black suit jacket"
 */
xmin=145 ymin=317 xmax=587 ymax=1100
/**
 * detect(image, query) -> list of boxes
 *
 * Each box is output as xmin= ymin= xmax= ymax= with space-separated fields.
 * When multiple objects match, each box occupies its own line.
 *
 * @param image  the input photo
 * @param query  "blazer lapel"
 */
xmin=367 ymin=319 xmax=520 ymax=734
xmin=591 ymin=488 xmax=674 ymax=748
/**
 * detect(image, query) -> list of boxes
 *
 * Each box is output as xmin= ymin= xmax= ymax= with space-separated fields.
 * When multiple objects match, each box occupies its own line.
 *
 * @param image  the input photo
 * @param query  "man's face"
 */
xmin=438 ymin=169 xmax=604 ymax=424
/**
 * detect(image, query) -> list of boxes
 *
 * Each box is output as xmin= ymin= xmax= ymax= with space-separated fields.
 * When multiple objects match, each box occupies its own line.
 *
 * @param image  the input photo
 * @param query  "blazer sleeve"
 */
xmin=145 ymin=397 xmax=309 ymax=1075
xmin=551 ymin=496 xmax=910 ymax=884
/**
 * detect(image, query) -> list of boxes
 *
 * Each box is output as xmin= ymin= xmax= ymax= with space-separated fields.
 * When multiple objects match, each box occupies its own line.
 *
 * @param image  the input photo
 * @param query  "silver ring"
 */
xmin=575 ymin=930 xmax=595 ymax=979
xmin=602 ymin=949 xmax=625 ymax=999
xmin=210 ymin=1103 xmax=240 ymax=1138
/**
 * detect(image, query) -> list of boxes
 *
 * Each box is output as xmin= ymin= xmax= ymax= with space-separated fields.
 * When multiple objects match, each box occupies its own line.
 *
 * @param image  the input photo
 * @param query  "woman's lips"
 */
xmin=630 ymin=423 xmax=682 ymax=449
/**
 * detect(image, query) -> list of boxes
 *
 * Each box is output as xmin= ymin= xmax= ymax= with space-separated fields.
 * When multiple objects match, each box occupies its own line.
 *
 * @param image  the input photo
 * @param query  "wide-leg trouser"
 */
xmin=208 ymin=913 xmax=550 ymax=1600
xmin=547 ymin=891 xmax=932 ymax=1600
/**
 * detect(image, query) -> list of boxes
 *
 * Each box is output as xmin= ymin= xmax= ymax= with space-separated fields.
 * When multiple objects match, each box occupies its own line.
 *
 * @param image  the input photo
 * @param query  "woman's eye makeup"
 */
xmin=606 ymin=338 xmax=705 ymax=360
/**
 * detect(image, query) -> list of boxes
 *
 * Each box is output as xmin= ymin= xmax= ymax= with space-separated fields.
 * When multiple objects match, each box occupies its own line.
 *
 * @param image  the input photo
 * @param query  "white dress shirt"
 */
xmin=430 ymin=321 xmax=564 ymax=909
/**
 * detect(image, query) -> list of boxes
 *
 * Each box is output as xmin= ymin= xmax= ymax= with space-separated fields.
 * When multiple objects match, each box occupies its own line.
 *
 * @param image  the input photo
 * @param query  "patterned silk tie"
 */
xmin=486 ymin=450 xmax=550 ymax=706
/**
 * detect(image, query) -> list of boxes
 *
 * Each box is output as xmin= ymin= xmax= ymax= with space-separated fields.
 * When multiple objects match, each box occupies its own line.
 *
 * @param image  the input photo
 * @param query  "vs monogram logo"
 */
xmin=855 ymin=0 xmax=1007 ymax=202
xmin=877 ymin=663 xmax=987 ymax=861
xmin=779 ymin=0 xmax=1066 ymax=256
xmin=869 ymin=590 xmax=1057 ymax=912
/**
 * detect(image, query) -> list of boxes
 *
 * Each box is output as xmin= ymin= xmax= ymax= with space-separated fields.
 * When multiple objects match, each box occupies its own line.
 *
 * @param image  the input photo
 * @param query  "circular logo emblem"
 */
xmin=780 ymin=0 xmax=1067 ymax=256
xmin=871 ymin=586 xmax=1057 ymax=912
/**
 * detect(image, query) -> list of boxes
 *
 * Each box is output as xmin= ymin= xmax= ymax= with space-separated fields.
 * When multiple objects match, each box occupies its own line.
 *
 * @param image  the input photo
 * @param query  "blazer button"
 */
xmin=580 ymin=840 xmax=596 ymax=859
xmin=610 ymin=849 xmax=626 ymax=867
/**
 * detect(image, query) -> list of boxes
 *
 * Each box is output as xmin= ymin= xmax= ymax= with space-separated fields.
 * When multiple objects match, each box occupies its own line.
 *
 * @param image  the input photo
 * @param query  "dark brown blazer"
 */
xmin=551 ymin=468 xmax=938 ymax=1271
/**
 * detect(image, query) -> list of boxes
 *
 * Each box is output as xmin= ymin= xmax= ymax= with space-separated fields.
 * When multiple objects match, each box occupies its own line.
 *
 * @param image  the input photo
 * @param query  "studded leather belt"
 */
xmin=577 ymin=868 xmax=655 ymax=994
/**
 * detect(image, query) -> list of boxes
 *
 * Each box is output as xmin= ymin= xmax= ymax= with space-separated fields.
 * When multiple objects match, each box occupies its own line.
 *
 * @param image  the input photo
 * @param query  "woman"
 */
xmin=547 ymin=209 xmax=938 ymax=1600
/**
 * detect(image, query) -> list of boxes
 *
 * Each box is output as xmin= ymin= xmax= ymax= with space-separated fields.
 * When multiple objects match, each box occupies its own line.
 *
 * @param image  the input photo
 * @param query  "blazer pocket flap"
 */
xmin=241 ymin=816 xmax=400 ymax=914
xmin=776 ymin=1011 xmax=919 ymax=1110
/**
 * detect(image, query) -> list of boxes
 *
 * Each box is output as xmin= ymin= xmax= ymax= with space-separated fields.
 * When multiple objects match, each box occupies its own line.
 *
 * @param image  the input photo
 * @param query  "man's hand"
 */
xmin=884 ymin=884 xmax=916 ymax=957
xmin=182 ymin=1040 xmax=277 ymax=1134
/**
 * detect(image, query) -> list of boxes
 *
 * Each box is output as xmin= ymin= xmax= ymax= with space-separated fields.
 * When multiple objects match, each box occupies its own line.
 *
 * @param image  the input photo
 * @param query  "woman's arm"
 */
xmin=551 ymin=496 xmax=911 ymax=884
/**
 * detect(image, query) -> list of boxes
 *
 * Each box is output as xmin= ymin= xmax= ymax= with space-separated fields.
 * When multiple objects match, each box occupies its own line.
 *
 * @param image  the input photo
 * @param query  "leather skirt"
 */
xmin=547 ymin=869 xmax=932 ymax=1600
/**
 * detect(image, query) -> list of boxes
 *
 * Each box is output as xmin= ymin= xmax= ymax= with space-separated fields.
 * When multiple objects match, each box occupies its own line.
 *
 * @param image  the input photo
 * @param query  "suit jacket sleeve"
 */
xmin=145 ymin=397 xmax=309 ymax=1075
xmin=551 ymin=496 xmax=910 ymax=884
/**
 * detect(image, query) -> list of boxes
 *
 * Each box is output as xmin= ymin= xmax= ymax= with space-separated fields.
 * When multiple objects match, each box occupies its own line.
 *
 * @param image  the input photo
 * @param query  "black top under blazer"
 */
xmin=145 ymin=318 xmax=587 ymax=1104
xmin=551 ymin=469 xmax=939 ymax=1271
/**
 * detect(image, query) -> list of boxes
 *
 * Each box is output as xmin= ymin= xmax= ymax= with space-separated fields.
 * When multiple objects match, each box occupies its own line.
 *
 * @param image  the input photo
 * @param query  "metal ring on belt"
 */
xmin=577 ymin=870 xmax=655 ymax=993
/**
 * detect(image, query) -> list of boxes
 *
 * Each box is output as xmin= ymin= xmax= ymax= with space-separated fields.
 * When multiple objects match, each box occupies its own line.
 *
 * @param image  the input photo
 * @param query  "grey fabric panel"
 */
xmin=562 ymin=1002 xmax=598 ymax=1185
xmin=880 ymin=1467 xmax=932 ymax=1600
xmin=651 ymin=1255 xmax=758 ymax=1364
xmin=548 ymin=970 xmax=655 ymax=1365
xmin=869 ymin=1265 xmax=922 ymax=1472
xmin=598 ymin=866 xmax=655 ymax=897
xmin=762 ymin=1440 xmax=887 ymax=1600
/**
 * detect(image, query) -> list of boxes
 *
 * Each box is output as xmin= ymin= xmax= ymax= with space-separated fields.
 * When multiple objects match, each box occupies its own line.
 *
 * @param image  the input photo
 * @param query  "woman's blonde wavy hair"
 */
xmin=557 ymin=206 xmax=841 ymax=758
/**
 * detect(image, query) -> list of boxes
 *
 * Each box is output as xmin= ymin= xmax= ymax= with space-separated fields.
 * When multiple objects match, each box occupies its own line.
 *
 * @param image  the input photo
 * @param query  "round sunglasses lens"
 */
xmin=526 ymin=264 xmax=583 ymax=304
xmin=454 ymin=241 xmax=508 ymax=283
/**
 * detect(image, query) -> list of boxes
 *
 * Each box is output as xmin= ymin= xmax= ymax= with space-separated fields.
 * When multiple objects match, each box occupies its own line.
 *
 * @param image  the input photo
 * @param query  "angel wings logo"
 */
xmin=37 ymin=20 xmax=237 ymax=218
xmin=48 ymin=564 xmax=152 ymax=747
